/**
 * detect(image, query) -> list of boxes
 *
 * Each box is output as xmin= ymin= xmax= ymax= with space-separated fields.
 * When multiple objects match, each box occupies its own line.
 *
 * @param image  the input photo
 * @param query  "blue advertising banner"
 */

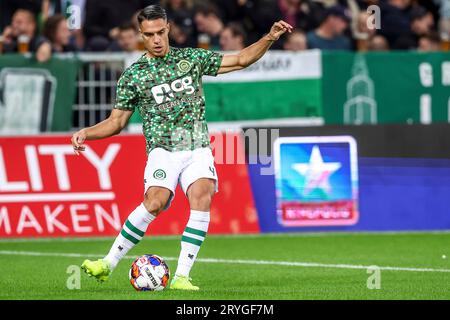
xmin=273 ymin=136 xmax=358 ymax=227
xmin=245 ymin=124 xmax=450 ymax=232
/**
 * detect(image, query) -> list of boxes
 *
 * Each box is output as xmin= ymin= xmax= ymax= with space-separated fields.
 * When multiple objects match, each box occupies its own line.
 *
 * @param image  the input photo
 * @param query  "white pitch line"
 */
xmin=0 ymin=250 xmax=449 ymax=274
xmin=1 ymin=230 xmax=449 ymax=243
xmin=0 ymin=192 xmax=115 ymax=203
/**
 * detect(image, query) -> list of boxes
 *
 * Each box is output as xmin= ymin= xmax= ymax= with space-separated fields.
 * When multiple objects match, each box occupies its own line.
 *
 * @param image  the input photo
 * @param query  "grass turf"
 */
xmin=0 ymin=232 xmax=449 ymax=300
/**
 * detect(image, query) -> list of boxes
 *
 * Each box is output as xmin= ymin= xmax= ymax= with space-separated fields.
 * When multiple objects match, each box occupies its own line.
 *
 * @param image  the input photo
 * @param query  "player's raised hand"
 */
xmin=71 ymin=130 xmax=87 ymax=155
xmin=267 ymin=20 xmax=293 ymax=41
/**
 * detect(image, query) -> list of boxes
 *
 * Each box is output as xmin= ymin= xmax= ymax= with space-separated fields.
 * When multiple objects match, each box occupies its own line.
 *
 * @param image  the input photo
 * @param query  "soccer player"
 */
xmin=72 ymin=4 xmax=292 ymax=291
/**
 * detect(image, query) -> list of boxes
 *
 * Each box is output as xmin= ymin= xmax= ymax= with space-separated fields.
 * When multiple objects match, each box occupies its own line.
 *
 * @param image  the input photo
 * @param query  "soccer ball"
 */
xmin=129 ymin=254 xmax=170 ymax=291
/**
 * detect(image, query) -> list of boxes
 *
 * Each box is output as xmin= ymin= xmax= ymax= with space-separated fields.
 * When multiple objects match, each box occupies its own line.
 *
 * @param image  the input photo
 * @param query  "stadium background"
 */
xmin=0 ymin=0 xmax=450 ymax=300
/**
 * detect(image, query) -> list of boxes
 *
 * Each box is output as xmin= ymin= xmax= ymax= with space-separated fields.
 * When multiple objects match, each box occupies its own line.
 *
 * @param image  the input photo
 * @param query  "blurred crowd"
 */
xmin=0 ymin=0 xmax=449 ymax=62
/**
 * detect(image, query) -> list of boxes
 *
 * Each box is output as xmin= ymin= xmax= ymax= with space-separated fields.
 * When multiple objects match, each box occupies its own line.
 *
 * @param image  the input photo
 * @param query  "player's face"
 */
xmin=139 ymin=19 xmax=170 ymax=58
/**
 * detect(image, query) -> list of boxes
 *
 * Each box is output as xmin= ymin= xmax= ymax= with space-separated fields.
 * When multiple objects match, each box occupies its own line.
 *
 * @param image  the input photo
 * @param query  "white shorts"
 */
xmin=143 ymin=147 xmax=218 ymax=209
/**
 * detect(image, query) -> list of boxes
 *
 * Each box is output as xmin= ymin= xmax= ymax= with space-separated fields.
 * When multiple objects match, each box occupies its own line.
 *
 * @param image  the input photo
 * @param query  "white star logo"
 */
xmin=292 ymin=146 xmax=341 ymax=196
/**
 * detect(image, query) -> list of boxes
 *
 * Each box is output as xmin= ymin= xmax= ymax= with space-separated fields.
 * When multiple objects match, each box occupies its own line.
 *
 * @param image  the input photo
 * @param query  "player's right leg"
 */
xmin=81 ymin=148 xmax=179 ymax=282
xmin=81 ymin=187 xmax=171 ymax=282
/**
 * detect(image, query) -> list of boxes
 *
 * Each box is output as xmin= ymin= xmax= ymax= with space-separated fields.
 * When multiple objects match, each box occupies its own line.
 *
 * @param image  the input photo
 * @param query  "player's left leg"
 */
xmin=171 ymin=178 xmax=215 ymax=290
xmin=171 ymin=148 xmax=218 ymax=290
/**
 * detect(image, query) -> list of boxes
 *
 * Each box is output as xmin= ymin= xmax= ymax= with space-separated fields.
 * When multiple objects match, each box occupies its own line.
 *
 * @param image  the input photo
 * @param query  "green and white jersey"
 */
xmin=115 ymin=47 xmax=223 ymax=154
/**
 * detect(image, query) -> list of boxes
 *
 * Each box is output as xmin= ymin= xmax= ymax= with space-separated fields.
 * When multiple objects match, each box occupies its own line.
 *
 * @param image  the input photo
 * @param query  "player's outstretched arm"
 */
xmin=71 ymin=108 xmax=133 ymax=155
xmin=218 ymin=20 xmax=293 ymax=74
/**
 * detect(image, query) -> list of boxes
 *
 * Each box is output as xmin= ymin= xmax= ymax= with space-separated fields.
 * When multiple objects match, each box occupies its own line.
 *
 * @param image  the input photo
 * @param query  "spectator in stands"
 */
xmin=2 ymin=0 xmax=444 ymax=54
xmin=109 ymin=23 xmax=140 ymax=52
xmin=352 ymin=10 xmax=376 ymax=51
xmin=357 ymin=0 xmax=379 ymax=7
xmin=0 ymin=0 xmax=42 ymax=31
xmin=83 ymin=0 xmax=156 ymax=50
xmin=2 ymin=9 xmax=42 ymax=53
xmin=1 ymin=0 xmax=85 ymax=49
xmin=314 ymin=0 xmax=364 ymax=26
xmin=306 ymin=5 xmax=352 ymax=50
xmin=193 ymin=3 xmax=224 ymax=50
xmin=434 ymin=0 xmax=450 ymax=43
xmin=131 ymin=10 xmax=142 ymax=31
xmin=368 ymin=34 xmax=390 ymax=51
xmin=42 ymin=14 xmax=76 ymax=52
xmin=418 ymin=31 xmax=441 ymax=52
xmin=212 ymin=0 xmax=249 ymax=23
xmin=220 ymin=22 xmax=246 ymax=51
xmin=277 ymin=0 xmax=324 ymax=32
xmin=48 ymin=1 xmax=88 ymax=50
xmin=163 ymin=0 xmax=196 ymax=48
xmin=283 ymin=29 xmax=308 ymax=50
xmin=394 ymin=6 xmax=435 ymax=49
xmin=212 ymin=0 xmax=321 ymax=49
xmin=161 ymin=0 xmax=193 ymax=21
xmin=411 ymin=6 xmax=435 ymax=37
xmin=378 ymin=0 xmax=412 ymax=48
xmin=211 ymin=0 xmax=281 ymax=46
xmin=110 ymin=21 xmax=139 ymax=52
xmin=84 ymin=36 xmax=110 ymax=52
xmin=168 ymin=18 xmax=194 ymax=48
xmin=39 ymin=0 xmax=81 ymax=26
xmin=36 ymin=14 xmax=78 ymax=62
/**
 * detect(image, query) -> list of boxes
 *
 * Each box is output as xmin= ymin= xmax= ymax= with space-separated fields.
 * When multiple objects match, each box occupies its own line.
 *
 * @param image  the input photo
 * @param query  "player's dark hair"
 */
xmin=137 ymin=5 xmax=167 ymax=25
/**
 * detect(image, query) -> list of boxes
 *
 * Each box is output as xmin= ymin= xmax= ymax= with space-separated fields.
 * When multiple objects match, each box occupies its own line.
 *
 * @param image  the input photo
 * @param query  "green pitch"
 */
xmin=0 ymin=232 xmax=449 ymax=300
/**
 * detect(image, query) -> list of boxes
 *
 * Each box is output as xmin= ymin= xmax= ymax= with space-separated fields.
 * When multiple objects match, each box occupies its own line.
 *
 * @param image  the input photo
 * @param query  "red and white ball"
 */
xmin=129 ymin=254 xmax=170 ymax=291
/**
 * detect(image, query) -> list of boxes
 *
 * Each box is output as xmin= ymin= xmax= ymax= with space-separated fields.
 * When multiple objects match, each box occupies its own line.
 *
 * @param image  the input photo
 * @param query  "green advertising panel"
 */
xmin=203 ymin=78 xmax=322 ymax=121
xmin=322 ymin=51 xmax=450 ymax=125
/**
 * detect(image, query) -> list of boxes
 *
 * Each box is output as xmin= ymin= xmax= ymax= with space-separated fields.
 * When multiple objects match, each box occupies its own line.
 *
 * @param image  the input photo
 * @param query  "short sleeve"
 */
xmin=194 ymin=48 xmax=224 ymax=77
xmin=114 ymin=71 xmax=138 ymax=111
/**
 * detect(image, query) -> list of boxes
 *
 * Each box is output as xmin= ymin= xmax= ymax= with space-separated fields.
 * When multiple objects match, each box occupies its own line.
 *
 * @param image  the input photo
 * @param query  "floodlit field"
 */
xmin=0 ymin=232 xmax=449 ymax=300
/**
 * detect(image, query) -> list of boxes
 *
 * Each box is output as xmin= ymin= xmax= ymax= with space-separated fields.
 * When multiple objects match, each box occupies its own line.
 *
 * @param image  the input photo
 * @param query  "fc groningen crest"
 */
xmin=153 ymin=169 xmax=166 ymax=180
xmin=177 ymin=60 xmax=192 ymax=73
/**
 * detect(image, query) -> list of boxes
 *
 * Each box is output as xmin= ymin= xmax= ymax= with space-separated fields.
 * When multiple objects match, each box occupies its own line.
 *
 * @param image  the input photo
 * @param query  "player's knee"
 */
xmin=189 ymin=191 xmax=213 ymax=211
xmin=142 ymin=197 xmax=165 ymax=216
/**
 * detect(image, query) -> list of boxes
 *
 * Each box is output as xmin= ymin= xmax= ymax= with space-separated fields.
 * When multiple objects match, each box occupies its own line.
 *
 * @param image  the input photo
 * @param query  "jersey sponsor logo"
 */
xmin=209 ymin=166 xmax=215 ymax=176
xmin=177 ymin=60 xmax=192 ymax=73
xmin=150 ymin=76 xmax=195 ymax=104
xmin=156 ymin=96 xmax=203 ymax=112
xmin=153 ymin=169 xmax=166 ymax=180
